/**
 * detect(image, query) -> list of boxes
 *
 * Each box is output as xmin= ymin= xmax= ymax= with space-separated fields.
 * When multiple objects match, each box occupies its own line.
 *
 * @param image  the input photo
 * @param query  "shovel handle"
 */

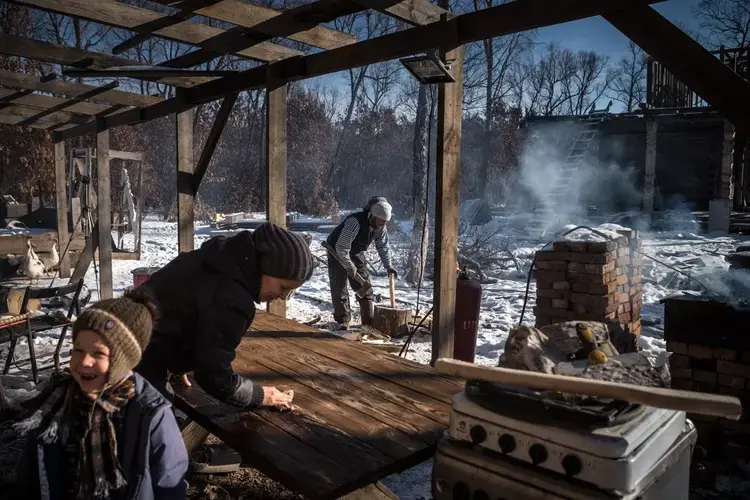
xmin=389 ymin=273 xmax=396 ymax=308
xmin=434 ymin=358 xmax=743 ymax=420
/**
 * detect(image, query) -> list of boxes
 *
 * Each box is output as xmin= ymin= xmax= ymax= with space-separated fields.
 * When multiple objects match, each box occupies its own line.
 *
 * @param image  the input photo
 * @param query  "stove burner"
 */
xmin=465 ymin=379 xmax=646 ymax=429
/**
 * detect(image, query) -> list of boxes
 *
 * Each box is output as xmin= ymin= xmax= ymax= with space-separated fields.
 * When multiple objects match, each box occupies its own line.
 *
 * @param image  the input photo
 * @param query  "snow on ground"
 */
xmin=1 ymin=214 xmax=748 ymax=498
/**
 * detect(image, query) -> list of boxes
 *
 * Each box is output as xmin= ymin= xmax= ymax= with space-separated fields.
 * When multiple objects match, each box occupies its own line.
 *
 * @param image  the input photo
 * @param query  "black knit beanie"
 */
xmin=72 ymin=289 xmax=158 ymax=384
xmin=253 ymin=222 xmax=314 ymax=282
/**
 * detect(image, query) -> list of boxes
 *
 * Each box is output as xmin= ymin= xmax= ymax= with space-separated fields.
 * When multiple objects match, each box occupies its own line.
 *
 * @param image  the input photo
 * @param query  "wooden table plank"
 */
xmin=248 ymin=335 xmax=451 ymax=425
xmin=172 ymin=310 xmax=462 ymax=500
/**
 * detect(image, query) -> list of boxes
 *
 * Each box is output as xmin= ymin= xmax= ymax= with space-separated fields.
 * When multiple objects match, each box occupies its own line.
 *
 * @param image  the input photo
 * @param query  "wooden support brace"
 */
xmin=193 ymin=93 xmax=238 ymax=193
xmin=431 ymin=42 xmax=464 ymax=365
xmin=54 ymin=141 xmax=71 ymax=278
xmin=96 ymin=122 xmax=113 ymax=299
xmin=176 ymin=108 xmax=195 ymax=254
xmin=265 ymin=68 xmax=288 ymax=318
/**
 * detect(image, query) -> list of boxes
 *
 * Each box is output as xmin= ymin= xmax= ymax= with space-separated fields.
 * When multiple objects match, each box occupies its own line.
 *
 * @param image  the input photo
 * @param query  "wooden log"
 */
xmin=54 ymin=141 xmax=70 ymax=277
xmin=435 ymin=358 xmax=743 ymax=420
xmin=373 ymin=305 xmax=412 ymax=338
xmin=176 ymin=108 xmax=194 ymax=254
xmin=96 ymin=123 xmax=113 ymax=299
xmin=181 ymin=419 xmax=211 ymax=455
xmin=0 ymin=232 xmax=84 ymax=255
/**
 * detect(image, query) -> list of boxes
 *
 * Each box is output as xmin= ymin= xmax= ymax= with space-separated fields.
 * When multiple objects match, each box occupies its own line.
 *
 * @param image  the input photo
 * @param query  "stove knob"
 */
xmin=498 ymin=434 xmax=516 ymax=454
xmin=453 ymin=481 xmax=470 ymax=500
xmin=469 ymin=425 xmax=487 ymax=444
xmin=562 ymin=454 xmax=583 ymax=476
xmin=528 ymin=444 xmax=548 ymax=465
xmin=472 ymin=490 xmax=490 ymax=500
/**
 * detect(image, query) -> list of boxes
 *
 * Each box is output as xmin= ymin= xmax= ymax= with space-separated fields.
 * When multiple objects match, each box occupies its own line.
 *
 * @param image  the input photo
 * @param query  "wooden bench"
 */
xmin=173 ymin=311 xmax=463 ymax=500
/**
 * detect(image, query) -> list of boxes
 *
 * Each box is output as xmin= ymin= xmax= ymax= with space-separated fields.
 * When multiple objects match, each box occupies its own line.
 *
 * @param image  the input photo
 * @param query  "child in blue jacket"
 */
xmin=15 ymin=289 xmax=189 ymax=499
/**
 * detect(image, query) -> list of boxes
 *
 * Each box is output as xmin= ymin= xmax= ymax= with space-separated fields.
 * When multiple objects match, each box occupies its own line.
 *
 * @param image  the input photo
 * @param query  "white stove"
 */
xmin=433 ymin=421 xmax=696 ymax=500
xmin=448 ymin=389 xmax=687 ymax=493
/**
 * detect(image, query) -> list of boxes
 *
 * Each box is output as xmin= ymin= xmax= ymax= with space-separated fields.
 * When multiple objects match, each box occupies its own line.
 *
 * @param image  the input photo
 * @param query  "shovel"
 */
xmin=322 ymin=242 xmax=372 ymax=299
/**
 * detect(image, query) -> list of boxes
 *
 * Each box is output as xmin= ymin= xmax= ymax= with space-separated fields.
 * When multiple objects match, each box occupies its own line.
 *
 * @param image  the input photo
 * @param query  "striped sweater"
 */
xmin=335 ymin=216 xmax=393 ymax=276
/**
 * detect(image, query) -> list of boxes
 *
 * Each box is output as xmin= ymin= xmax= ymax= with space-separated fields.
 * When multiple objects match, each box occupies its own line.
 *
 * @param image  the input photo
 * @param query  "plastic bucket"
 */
xmin=132 ymin=267 xmax=160 ymax=288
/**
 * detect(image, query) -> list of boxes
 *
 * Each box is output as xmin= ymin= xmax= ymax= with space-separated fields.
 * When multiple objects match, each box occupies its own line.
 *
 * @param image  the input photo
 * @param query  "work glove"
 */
xmin=387 ymin=267 xmax=399 ymax=279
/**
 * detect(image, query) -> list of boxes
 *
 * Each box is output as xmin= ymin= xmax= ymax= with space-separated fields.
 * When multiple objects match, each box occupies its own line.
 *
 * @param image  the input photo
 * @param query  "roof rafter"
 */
xmin=0 ymin=33 xmax=213 ymax=87
xmin=149 ymin=0 xmax=357 ymax=49
xmin=55 ymin=0 xmax=667 ymax=141
xmin=8 ymin=0 xmax=303 ymax=62
xmin=17 ymin=81 xmax=119 ymax=127
xmin=0 ymin=88 xmax=124 ymax=116
xmin=0 ymin=68 xmax=160 ymax=108
xmin=0 ymin=103 xmax=88 ymax=130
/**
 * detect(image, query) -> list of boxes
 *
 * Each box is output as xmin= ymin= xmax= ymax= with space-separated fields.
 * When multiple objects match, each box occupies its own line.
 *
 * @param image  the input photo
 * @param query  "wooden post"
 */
xmin=431 ymin=41 xmax=464 ymax=365
xmin=176 ymin=109 xmax=195 ymax=254
xmin=54 ymin=141 xmax=71 ymax=277
xmin=643 ymin=117 xmax=657 ymax=213
xmin=96 ymin=123 xmax=113 ymax=299
xmin=719 ymin=118 xmax=734 ymax=201
xmin=265 ymin=70 xmax=288 ymax=318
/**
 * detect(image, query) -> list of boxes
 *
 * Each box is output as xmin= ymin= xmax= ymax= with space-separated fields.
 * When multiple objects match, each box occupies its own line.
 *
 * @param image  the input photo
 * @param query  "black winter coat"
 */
xmin=140 ymin=231 xmax=264 ymax=408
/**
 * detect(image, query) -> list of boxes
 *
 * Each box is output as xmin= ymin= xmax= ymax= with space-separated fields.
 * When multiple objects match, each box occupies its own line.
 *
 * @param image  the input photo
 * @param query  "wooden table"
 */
xmin=173 ymin=311 xmax=463 ymax=500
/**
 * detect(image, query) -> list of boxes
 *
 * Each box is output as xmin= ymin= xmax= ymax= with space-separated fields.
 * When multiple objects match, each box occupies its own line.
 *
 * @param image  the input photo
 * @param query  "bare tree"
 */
xmin=694 ymin=0 xmax=750 ymax=49
xmin=563 ymin=50 xmax=613 ymax=115
xmin=608 ymin=40 xmax=647 ymax=112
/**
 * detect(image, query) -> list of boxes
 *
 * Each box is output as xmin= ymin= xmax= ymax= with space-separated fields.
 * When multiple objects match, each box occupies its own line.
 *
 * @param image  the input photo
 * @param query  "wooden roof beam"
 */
xmin=113 ymin=0 xmax=224 ymax=55
xmin=159 ymin=0 xmax=386 ymax=69
xmin=0 ymin=33 xmax=212 ymax=87
xmin=149 ymin=0 xmax=356 ymax=50
xmin=17 ymin=81 xmax=119 ymax=127
xmin=0 ymin=68 xmax=160 ymax=108
xmin=354 ymin=0 xmax=450 ymax=26
xmin=0 ymin=103 xmax=89 ymax=129
xmin=0 ymin=88 xmax=123 ymax=116
xmin=8 ymin=0 xmax=303 ymax=62
xmin=604 ymin=5 xmax=750 ymax=133
xmin=55 ymin=0 xmax=665 ymax=141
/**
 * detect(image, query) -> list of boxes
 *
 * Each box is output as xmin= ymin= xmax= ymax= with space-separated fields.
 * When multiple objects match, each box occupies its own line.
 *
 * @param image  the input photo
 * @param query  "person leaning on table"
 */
xmin=136 ymin=222 xmax=314 ymax=411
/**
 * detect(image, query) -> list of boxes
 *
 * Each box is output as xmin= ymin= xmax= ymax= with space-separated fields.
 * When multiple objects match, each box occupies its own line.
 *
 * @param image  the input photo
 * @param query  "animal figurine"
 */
xmin=575 ymin=322 xmax=609 ymax=366
xmin=21 ymin=237 xmax=45 ymax=284
xmin=39 ymin=238 xmax=60 ymax=275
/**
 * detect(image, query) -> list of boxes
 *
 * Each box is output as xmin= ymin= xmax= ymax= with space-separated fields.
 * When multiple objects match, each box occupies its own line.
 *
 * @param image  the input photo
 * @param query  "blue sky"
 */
xmin=535 ymin=0 xmax=701 ymax=60
xmin=313 ymin=0 xmax=703 ymax=105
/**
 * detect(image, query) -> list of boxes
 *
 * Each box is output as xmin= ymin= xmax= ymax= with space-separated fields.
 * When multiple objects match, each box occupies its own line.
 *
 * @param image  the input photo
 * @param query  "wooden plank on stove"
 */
xmin=0 ymin=68 xmax=160 ymax=108
xmin=8 ymin=0 xmax=302 ymax=62
xmin=0 ymin=33 xmax=212 ymax=87
xmin=149 ymin=0 xmax=356 ymax=50
xmin=247 ymin=335 xmax=451 ymax=424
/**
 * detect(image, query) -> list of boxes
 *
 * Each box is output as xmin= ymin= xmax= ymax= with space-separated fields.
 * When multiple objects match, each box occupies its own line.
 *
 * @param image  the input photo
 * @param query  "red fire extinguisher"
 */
xmin=453 ymin=267 xmax=482 ymax=363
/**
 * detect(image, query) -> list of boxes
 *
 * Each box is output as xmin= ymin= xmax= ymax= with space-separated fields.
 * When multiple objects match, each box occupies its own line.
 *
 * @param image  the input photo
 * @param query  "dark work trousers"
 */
xmin=135 ymin=341 xmax=175 ymax=402
xmin=327 ymin=252 xmax=374 ymax=325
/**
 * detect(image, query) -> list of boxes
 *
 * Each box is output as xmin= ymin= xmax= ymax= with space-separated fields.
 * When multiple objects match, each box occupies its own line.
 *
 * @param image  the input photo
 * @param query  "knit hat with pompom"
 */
xmin=72 ymin=288 xmax=158 ymax=384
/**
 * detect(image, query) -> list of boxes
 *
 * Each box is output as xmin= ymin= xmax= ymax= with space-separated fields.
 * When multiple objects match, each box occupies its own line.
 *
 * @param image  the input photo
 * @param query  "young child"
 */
xmin=14 ymin=289 xmax=189 ymax=499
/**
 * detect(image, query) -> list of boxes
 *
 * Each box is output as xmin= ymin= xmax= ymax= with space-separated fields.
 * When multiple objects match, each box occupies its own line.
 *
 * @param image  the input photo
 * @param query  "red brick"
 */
xmin=550 ymin=298 xmax=569 ymax=309
xmin=670 ymin=354 xmax=690 ymax=368
xmin=553 ymin=241 xmax=588 ymax=252
xmin=617 ymin=256 xmax=631 ymax=267
xmin=535 ymin=298 xmax=551 ymax=308
xmin=533 ymin=270 xmax=567 ymax=282
xmin=694 ymin=382 xmax=717 ymax=393
xmin=693 ymin=370 xmax=717 ymax=385
xmin=572 ymin=282 xmax=616 ymax=294
xmin=552 ymin=281 xmax=571 ymax=290
xmin=587 ymin=240 xmax=618 ymax=253
xmin=667 ymin=342 xmax=688 ymax=355
xmin=671 ymin=368 xmax=693 ymax=379
xmin=713 ymin=348 xmax=738 ymax=361
xmin=536 ymin=251 xmax=570 ymax=261
xmin=568 ymin=251 xmax=616 ymax=264
xmin=571 ymin=303 xmax=586 ymax=314
xmin=618 ymin=311 xmax=632 ymax=323
xmin=688 ymin=344 xmax=714 ymax=359
xmin=717 ymin=361 xmax=750 ymax=379
xmin=618 ymin=247 xmax=630 ymax=257
xmin=535 ymin=279 xmax=553 ymax=290
xmin=536 ymin=260 xmax=568 ymax=271
xmin=537 ymin=289 xmax=564 ymax=299
xmin=533 ymin=306 xmax=568 ymax=317
xmin=718 ymin=374 xmax=745 ymax=389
